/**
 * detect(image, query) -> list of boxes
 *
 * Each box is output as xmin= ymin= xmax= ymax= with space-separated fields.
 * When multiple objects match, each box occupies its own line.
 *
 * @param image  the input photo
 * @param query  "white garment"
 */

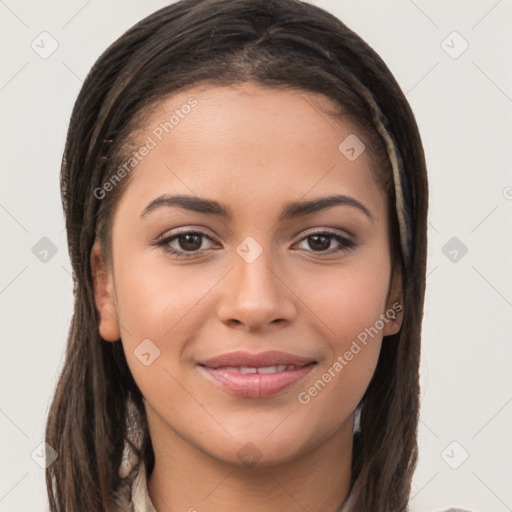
xmin=130 ymin=461 xmax=157 ymax=512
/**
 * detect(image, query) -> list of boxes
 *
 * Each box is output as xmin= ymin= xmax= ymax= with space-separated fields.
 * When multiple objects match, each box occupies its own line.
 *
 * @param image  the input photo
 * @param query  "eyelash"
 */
xmin=154 ymin=229 xmax=359 ymax=260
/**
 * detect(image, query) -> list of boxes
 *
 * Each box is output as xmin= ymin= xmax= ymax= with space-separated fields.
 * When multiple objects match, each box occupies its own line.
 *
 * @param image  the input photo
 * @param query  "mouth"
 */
xmin=197 ymin=350 xmax=317 ymax=398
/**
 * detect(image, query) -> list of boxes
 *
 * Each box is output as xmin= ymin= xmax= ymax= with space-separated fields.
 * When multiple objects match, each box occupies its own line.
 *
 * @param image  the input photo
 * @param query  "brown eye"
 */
xmin=306 ymin=234 xmax=331 ymax=251
xmin=156 ymin=230 xmax=216 ymax=259
xmin=177 ymin=233 xmax=203 ymax=251
xmin=295 ymin=230 xmax=358 ymax=255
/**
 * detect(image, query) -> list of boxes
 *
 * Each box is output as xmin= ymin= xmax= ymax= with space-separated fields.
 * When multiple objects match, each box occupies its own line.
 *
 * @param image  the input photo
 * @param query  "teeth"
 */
xmin=257 ymin=366 xmax=279 ymax=374
xmin=239 ymin=366 xmax=258 ymax=374
xmin=215 ymin=365 xmax=297 ymax=373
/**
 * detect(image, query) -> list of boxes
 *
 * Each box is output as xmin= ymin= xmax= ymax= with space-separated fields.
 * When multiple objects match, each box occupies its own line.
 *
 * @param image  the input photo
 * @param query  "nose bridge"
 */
xmin=236 ymin=238 xmax=278 ymax=295
xmin=217 ymin=235 xmax=296 ymax=329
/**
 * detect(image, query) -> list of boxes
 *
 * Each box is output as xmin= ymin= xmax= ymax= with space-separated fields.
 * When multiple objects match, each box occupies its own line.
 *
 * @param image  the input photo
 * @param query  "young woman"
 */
xmin=44 ymin=0 xmax=453 ymax=510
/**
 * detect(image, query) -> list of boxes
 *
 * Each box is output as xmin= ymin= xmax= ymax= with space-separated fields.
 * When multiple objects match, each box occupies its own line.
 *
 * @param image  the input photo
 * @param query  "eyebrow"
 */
xmin=140 ymin=193 xmax=374 ymax=223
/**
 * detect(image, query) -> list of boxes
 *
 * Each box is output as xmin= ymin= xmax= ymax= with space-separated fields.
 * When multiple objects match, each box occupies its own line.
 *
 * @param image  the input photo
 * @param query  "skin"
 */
xmin=91 ymin=82 xmax=403 ymax=512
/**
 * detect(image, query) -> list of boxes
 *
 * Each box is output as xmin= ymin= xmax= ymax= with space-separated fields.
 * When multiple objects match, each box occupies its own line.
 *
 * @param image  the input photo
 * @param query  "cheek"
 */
xmin=111 ymin=251 xmax=230 ymax=394
xmin=112 ymin=251 xmax=217 ymax=340
xmin=293 ymin=258 xmax=391 ymax=347
xmin=290 ymin=258 xmax=389 ymax=414
xmin=111 ymin=257 xmax=202 ymax=406
xmin=293 ymin=270 xmax=386 ymax=439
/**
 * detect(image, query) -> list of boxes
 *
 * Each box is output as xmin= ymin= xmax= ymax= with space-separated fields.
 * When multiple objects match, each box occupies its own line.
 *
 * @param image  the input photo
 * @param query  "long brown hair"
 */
xmin=46 ymin=0 xmax=428 ymax=510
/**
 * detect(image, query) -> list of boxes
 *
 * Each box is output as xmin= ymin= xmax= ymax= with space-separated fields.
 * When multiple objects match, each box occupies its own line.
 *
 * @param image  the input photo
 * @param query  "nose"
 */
xmin=216 ymin=243 xmax=298 ymax=332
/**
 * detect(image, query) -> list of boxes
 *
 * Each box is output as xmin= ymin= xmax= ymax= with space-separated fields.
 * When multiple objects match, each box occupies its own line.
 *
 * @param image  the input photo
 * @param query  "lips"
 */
xmin=198 ymin=350 xmax=317 ymax=398
xmin=199 ymin=350 xmax=316 ymax=369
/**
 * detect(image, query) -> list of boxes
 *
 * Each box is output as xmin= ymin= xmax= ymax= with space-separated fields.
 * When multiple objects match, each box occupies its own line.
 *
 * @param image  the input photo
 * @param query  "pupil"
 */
xmin=177 ymin=234 xmax=333 ymax=252
xmin=180 ymin=234 xmax=201 ymax=251
xmin=309 ymin=235 xmax=330 ymax=251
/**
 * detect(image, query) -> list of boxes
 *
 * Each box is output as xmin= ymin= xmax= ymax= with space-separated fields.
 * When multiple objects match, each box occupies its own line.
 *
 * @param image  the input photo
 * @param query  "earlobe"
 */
xmin=383 ymin=317 xmax=402 ymax=336
xmin=383 ymin=263 xmax=404 ymax=337
xmin=90 ymin=241 xmax=121 ymax=342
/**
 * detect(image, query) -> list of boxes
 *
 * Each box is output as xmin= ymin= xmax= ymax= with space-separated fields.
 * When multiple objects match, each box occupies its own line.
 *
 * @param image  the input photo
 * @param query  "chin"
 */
xmin=196 ymin=418 xmax=336 ymax=469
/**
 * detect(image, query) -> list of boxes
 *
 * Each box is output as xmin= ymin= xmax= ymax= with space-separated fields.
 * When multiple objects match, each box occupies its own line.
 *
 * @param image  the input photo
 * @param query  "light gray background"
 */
xmin=1 ymin=1 xmax=511 ymax=511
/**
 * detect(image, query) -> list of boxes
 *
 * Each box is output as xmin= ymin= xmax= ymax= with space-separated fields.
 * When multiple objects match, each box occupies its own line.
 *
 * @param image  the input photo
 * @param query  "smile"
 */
xmin=199 ymin=364 xmax=316 ymax=398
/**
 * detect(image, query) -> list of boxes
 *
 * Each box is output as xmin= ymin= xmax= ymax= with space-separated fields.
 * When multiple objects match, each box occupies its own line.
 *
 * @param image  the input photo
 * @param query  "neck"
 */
xmin=146 ymin=410 xmax=353 ymax=512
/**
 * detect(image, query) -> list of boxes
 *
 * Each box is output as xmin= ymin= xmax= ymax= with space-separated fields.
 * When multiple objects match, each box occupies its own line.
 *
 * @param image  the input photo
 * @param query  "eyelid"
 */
xmin=155 ymin=228 xmax=217 ymax=247
xmin=155 ymin=222 xmax=354 ymax=241
xmin=298 ymin=227 xmax=354 ymax=241
xmin=293 ymin=228 xmax=358 ymax=253
xmin=156 ymin=225 xmax=216 ymax=241
xmin=154 ymin=226 xmax=358 ymax=260
xmin=155 ymin=226 xmax=353 ymax=245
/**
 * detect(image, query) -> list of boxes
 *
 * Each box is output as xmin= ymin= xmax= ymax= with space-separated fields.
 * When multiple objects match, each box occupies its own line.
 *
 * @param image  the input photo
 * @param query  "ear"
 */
xmin=90 ymin=240 xmax=121 ymax=342
xmin=382 ymin=262 xmax=404 ymax=337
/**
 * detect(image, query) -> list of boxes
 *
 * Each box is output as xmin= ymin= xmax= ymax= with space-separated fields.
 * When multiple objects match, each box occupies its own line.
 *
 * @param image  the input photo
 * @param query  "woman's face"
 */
xmin=92 ymin=82 xmax=402 ymax=467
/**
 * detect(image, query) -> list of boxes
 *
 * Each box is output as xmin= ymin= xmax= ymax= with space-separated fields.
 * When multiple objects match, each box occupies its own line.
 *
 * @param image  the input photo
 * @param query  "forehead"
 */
xmin=117 ymin=82 xmax=386 ymax=221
